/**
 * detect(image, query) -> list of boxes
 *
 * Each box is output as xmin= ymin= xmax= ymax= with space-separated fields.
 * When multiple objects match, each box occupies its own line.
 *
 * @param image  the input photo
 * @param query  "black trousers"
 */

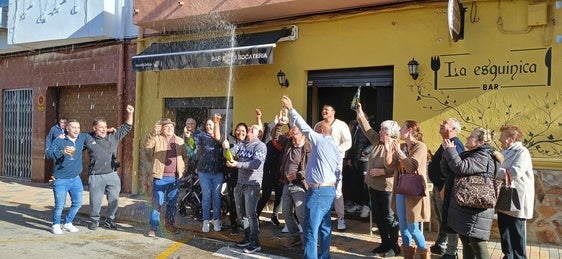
xmin=498 ymin=212 xmax=527 ymax=259
xmin=369 ymin=188 xmax=398 ymax=247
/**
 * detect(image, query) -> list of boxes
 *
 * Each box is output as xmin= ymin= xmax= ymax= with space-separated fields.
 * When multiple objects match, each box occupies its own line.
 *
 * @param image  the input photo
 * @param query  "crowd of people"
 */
xmin=45 ymin=96 xmax=535 ymax=259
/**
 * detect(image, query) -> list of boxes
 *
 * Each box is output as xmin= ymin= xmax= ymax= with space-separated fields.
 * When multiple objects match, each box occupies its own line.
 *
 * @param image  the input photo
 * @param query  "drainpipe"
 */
xmin=131 ymin=27 xmax=146 ymax=195
xmin=117 ymin=41 xmax=125 ymax=188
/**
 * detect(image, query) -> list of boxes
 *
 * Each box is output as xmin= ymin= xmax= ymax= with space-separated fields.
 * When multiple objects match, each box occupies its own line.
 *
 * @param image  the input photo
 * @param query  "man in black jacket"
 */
xmin=85 ymin=105 xmax=134 ymax=230
xmin=427 ymin=118 xmax=464 ymax=258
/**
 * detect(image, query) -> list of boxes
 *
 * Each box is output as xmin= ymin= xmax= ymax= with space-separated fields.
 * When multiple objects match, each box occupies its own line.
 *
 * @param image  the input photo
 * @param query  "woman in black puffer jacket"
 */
xmin=440 ymin=127 xmax=503 ymax=259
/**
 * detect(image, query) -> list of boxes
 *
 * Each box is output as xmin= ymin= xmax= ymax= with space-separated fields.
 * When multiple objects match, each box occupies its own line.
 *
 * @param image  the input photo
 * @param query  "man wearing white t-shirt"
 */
xmin=315 ymin=105 xmax=351 ymax=231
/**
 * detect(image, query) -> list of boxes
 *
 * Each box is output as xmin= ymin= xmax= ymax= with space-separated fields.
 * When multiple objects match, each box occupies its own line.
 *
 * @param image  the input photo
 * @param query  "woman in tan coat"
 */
xmin=385 ymin=120 xmax=431 ymax=259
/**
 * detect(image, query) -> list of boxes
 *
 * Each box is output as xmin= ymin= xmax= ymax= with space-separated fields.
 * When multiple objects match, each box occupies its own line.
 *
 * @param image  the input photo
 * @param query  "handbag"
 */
xmin=495 ymin=169 xmax=521 ymax=211
xmin=454 ymin=159 xmax=501 ymax=209
xmin=396 ymin=172 xmax=425 ymax=197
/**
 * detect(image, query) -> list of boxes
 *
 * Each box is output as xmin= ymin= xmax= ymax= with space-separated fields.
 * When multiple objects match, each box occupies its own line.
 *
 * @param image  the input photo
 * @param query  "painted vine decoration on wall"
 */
xmin=410 ymin=80 xmax=562 ymax=158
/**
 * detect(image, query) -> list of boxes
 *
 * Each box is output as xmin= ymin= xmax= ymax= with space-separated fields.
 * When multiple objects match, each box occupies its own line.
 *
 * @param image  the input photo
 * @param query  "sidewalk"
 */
xmin=1 ymin=177 xmax=560 ymax=258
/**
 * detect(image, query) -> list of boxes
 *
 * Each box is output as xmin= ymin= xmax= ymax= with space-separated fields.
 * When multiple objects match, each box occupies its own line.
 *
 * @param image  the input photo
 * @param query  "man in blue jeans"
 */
xmin=143 ymin=118 xmax=188 ymax=237
xmin=46 ymin=119 xmax=88 ymax=235
xmin=224 ymin=123 xmax=266 ymax=254
xmin=282 ymin=96 xmax=342 ymax=259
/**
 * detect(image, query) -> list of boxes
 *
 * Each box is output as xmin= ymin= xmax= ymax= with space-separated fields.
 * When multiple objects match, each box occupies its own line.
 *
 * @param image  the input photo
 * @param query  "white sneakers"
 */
xmin=202 ymin=220 xmax=210 ymax=232
xmin=212 ymin=219 xmax=222 ymax=232
xmin=52 ymin=223 xmax=79 ymax=234
xmin=52 ymin=224 xmax=63 ymax=235
xmin=281 ymin=224 xmax=303 ymax=233
xmin=345 ymin=204 xmax=362 ymax=213
xmin=360 ymin=205 xmax=370 ymax=218
xmin=62 ymin=223 xmax=80 ymax=232
xmin=337 ymin=217 xmax=346 ymax=231
xmin=202 ymin=219 xmax=222 ymax=232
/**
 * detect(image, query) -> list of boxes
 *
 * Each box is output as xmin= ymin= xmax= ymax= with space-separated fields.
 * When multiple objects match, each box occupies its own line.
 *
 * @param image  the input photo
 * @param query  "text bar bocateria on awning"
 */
xmin=132 ymin=28 xmax=292 ymax=72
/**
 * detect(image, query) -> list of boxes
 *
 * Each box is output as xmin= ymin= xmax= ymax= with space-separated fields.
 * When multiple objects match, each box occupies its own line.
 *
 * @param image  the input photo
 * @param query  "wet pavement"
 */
xmin=0 ymin=177 xmax=560 ymax=258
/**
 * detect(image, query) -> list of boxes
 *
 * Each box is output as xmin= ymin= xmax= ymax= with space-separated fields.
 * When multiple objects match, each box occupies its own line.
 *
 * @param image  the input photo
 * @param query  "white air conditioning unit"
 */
xmin=0 ymin=6 xmax=8 ymax=30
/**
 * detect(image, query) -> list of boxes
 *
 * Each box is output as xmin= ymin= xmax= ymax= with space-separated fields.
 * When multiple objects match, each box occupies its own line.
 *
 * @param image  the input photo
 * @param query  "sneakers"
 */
xmin=345 ymin=204 xmax=362 ymax=213
xmin=212 ymin=219 xmax=222 ymax=232
xmin=430 ymin=244 xmax=446 ymax=255
xmin=284 ymin=236 xmax=302 ymax=248
xmin=52 ymin=224 xmax=63 ymax=235
xmin=243 ymin=242 xmax=262 ymax=254
xmin=62 ymin=223 xmax=79 ymax=232
xmin=236 ymin=239 xmax=251 ymax=248
xmin=282 ymin=224 xmax=303 ymax=233
xmin=271 ymin=214 xmax=280 ymax=226
xmin=337 ymin=217 xmax=346 ymax=231
xmin=147 ymin=229 xmax=156 ymax=237
xmin=230 ymin=227 xmax=239 ymax=236
xmin=202 ymin=220 xmax=210 ymax=233
xmin=88 ymin=221 xmax=99 ymax=230
xmin=360 ymin=205 xmax=370 ymax=218
xmin=104 ymin=219 xmax=118 ymax=230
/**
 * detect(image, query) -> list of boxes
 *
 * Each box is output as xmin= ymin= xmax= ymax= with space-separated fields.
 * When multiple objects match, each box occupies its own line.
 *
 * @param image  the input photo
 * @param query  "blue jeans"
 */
xmin=396 ymin=194 xmax=426 ymax=249
xmin=150 ymin=177 xmax=179 ymax=229
xmin=303 ymin=186 xmax=336 ymax=259
xmin=52 ymin=175 xmax=83 ymax=225
xmin=198 ymin=172 xmax=224 ymax=221
xmin=282 ymin=184 xmax=306 ymax=238
xmin=234 ymin=184 xmax=260 ymax=244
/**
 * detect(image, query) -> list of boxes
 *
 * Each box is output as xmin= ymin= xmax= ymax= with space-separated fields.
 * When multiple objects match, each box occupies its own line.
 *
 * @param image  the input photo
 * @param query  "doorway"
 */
xmin=307 ymin=66 xmax=394 ymax=129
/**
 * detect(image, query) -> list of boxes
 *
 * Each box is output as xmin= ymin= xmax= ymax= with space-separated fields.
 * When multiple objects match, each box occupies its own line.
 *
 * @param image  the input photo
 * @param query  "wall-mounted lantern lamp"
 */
xmin=277 ymin=70 xmax=289 ymax=87
xmin=407 ymin=58 xmax=419 ymax=80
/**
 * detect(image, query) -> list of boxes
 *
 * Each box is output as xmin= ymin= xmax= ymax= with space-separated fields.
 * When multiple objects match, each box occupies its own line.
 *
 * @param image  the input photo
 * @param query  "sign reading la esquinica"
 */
xmin=431 ymin=47 xmax=552 ymax=91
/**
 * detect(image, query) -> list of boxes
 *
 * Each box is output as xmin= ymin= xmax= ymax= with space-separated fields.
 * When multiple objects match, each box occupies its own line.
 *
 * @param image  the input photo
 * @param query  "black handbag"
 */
xmin=495 ymin=169 xmax=521 ymax=211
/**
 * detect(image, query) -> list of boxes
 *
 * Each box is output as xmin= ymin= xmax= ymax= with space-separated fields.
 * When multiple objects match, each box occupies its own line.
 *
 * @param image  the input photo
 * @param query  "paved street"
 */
xmin=0 ymin=177 xmax=560 ymax=258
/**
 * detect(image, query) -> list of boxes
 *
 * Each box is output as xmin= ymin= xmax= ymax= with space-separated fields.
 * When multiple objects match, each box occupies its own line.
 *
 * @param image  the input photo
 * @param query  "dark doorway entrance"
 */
xmin=307 ymin=66 xmax=394 ymax=130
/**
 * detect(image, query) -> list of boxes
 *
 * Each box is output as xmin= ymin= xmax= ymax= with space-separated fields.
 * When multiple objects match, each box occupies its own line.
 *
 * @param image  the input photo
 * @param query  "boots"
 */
xmin=402 ymin=245 xmax=416 ymax=259
xmin=417 ymin=248 xmax=431 ymax=259
xmin=389 ymin=224 xmax=400 ymax=255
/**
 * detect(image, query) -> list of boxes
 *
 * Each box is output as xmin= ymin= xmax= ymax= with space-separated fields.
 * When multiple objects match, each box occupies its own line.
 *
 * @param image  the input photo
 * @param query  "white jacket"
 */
xmin=497 ymin=142 xmax=535 ymax=219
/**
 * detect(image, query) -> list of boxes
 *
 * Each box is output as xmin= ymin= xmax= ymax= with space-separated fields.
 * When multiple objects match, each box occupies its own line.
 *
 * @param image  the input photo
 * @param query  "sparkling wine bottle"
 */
xmin=350 ymin=86 xmax=361 ymax=110
xmin=224 ymin=148 xmax=234 ymax=162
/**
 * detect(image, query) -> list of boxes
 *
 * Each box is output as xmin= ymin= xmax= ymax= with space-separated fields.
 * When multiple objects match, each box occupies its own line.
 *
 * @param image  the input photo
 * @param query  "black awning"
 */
xmin=132 ymin=28 xmax=292 ymax=72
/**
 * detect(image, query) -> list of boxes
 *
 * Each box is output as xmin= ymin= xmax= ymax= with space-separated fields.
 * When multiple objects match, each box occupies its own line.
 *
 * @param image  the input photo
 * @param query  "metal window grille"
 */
xmin=2 ymin=89 xmax=33 ymax=180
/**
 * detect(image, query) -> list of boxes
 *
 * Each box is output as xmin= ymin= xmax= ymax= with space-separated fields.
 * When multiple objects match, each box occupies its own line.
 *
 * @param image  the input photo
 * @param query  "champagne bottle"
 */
xmin=186 ymin=137 xmax=195 ymax=149
xmin=350 ymin=86 xmax=361 ymax=110
xmin=224 ymin=148 xmax=234 ymax=162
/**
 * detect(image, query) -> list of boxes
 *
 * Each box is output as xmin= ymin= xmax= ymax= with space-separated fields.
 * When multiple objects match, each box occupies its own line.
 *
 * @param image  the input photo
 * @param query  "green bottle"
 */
xmin=350 ymin=86 xmax=361 ymax=110
xmin=186 ymin=137 xmax=195 ymax=149
xmin=224 ymin=148 xmax=234 ymax=162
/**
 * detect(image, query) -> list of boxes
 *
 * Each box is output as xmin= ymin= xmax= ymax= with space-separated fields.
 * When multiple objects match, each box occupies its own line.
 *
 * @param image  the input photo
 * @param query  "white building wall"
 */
xmin=0 ymin=0 xmax=136 ymax=53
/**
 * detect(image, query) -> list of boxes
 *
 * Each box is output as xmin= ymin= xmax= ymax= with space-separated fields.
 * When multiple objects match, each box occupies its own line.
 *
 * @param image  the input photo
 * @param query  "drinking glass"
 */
xmin=67 ymin=145 xmax=76 ymax=160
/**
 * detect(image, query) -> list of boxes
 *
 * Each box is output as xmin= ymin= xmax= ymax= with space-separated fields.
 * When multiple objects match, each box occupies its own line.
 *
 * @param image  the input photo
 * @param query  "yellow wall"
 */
xmin=133 ymin=0 xmax=562 ymax=192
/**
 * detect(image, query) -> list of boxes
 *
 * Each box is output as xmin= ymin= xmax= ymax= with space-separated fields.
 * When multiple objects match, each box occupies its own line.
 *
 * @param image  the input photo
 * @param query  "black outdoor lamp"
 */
xmin=277 ymin=70 xmax=289 ymax=87
xmin=408 ymin=58 xmax=419 ymax=80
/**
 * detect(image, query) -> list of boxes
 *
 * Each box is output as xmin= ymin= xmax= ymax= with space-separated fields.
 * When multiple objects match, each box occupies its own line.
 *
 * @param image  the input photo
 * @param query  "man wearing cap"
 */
xmin=143 ymin=118 xmax=188 ymax=237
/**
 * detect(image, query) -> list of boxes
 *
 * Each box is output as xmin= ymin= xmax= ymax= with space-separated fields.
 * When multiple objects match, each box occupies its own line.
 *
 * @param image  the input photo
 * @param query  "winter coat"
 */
xmin=497 ymin=141 xmax=535 ymax=219
xmin=441 ymin=144 xmax=500 ymax=240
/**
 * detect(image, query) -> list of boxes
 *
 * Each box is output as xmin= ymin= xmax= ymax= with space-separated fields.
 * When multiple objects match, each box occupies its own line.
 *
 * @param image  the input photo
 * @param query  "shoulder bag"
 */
xmin=454 ymin=160 xmax=501 ymax=209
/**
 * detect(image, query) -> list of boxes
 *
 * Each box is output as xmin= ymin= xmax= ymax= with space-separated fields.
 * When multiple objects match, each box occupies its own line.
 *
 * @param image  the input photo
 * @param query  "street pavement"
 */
xmin=0 ymin=177 xmax=560 ymax=258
